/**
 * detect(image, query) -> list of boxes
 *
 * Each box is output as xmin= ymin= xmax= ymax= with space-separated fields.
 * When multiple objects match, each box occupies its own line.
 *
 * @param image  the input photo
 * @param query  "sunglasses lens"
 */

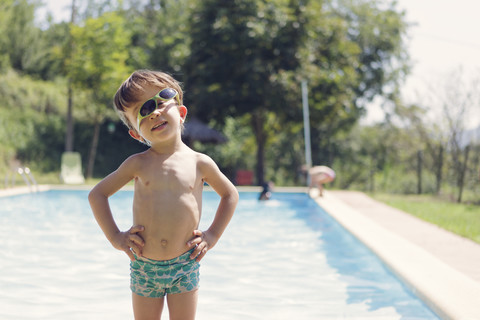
xmin=139 ymin=100 xmax=156 ymax=117
xmin=138 ymin=88 xmax=178 ymax=122
xmin=159 ymin=88 xmax=177 ymax=100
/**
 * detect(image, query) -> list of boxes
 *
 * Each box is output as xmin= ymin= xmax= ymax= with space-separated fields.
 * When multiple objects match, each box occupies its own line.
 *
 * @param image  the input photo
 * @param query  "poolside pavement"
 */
xmin=314 ymin=190 xmax=480 ymax=320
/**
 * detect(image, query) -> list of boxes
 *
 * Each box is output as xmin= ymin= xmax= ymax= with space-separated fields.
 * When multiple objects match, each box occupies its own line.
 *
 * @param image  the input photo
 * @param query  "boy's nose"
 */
xmin=149 ymin=107 xmax=163 ymax=118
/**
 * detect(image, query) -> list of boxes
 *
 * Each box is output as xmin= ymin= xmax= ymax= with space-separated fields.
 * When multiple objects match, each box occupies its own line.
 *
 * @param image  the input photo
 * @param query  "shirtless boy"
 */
xmin=88 ymin=70 xmax=238 ymax=320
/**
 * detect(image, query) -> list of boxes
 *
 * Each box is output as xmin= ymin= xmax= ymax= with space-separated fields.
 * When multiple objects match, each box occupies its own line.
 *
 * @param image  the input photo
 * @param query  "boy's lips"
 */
xmin=152 ymin=121 xmax=167 ymax=131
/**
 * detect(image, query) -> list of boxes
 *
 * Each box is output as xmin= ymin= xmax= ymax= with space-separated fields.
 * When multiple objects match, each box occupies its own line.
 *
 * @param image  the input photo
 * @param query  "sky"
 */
xmin=40 ymin=0 xmax=480 ymax=128
xmin=379 ymin=0 xmax=480 ymax=129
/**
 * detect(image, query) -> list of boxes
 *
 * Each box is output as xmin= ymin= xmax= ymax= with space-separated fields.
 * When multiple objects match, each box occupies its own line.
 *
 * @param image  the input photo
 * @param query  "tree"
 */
xmin=69 ymin=11 xmax=132 ymax=178
xmin=185 ymin=0 xmax=308 ymax=184
xmin=0 ymin=0 xmax=50 ymax=75
xmin=305 ymin=0 xmax=409 ymax=165
xmin=124 ymin=0 xmax=192 ymax=73
xmin=393 ymin=101 xmax=446 ymax=195
xmin=437 ymin=69 xmax=479 ymax=202
xmin=0 ymin=69 xmax=67 ymax=173
xmin=400 ymin=68 xmax=480 ymax=200
xmin=185 ymin=0 xmax=409 ymax=184
xmin=65 ymin=0 xmax=77 ymax=153
xmin=0 ymin=0 xmax=14 ymax=71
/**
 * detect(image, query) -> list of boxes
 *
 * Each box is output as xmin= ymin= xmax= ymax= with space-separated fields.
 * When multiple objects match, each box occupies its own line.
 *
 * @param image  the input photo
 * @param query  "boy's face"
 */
xmin=125 ymin=85 xmax=187 ymax=144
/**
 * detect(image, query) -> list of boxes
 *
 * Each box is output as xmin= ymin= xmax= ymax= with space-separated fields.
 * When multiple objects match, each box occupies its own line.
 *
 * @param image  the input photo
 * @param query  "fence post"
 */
xmin=457 ymin=145 xmax=471 ymax=203
xmin=435 ymin=145 xmax=444 ymax=195
xmin=417 ymin=150 xmax=423 ymax=194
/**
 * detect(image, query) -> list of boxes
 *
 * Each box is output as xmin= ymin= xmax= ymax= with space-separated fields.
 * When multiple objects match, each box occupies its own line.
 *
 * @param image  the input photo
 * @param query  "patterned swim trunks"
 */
xmin=130 ymin=248 xmax=200 ymax=298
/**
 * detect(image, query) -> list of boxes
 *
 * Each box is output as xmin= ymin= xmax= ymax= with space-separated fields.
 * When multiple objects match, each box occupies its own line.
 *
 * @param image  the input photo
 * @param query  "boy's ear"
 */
xmin=179 ymin=105 xmax=188 ymax=122
xmin=128 ymin=129 xmax=143 ymax=142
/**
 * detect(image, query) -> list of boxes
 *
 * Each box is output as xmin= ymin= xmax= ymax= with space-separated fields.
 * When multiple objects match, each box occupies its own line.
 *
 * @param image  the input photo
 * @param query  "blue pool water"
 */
xmin=0 ymin=190 xmax=439 ymax=319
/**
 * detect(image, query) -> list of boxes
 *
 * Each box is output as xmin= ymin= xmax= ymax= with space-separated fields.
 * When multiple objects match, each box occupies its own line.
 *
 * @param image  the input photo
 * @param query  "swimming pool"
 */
xmin=0 ymin=190 xmax=439 ymax=319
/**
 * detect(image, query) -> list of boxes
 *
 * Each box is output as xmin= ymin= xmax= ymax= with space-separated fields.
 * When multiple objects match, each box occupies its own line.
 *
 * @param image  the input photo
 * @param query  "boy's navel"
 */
xmin=161 ymin=239 xmax=168 ymax=246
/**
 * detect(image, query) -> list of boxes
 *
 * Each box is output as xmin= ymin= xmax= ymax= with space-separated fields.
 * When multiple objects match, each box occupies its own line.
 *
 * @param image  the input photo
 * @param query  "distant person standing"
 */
xmin=308 ymin=166 xmax=335 ymax=197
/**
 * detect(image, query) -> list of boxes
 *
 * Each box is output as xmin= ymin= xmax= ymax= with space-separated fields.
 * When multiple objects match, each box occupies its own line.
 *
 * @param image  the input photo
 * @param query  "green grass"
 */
xmin=370 ymin=193 xmax=480 ymax=244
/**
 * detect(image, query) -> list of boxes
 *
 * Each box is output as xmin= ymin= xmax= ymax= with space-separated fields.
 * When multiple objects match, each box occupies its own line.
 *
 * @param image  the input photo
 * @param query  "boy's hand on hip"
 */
xmin=187 ymin=230 xmax=214 ymax=262
xmin=111 ymin=225 xmax=145 ymax=261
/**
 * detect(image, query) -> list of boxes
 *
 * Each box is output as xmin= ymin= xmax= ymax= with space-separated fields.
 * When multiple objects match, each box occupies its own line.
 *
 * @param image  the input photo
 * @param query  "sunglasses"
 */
xmin=137 ymin=88 xmax=181 ymax=129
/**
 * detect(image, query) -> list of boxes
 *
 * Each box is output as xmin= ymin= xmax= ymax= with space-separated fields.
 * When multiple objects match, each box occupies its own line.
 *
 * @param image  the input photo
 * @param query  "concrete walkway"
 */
xmin=314 ymin=190 xmax=480 ymax=320
xmin=329 ymin=191 xmax=480 ymax=283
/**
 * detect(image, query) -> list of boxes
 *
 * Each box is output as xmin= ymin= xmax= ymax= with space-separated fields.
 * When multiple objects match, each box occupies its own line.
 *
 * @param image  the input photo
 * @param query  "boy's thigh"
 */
xmin=167 ymin=289 xmax=199 ymax=320
xmin=132 ymin=293 xmax=164 ymax=320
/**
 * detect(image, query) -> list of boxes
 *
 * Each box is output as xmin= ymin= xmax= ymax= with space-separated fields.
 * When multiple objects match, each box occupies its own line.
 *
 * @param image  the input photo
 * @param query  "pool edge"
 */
xmin=314 ymin=191 xmax=480 ymax=320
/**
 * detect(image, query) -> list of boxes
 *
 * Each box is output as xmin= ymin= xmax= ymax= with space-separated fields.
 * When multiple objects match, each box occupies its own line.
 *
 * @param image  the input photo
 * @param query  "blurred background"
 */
xmin=1 ymin=0 xmax=479 ymax=203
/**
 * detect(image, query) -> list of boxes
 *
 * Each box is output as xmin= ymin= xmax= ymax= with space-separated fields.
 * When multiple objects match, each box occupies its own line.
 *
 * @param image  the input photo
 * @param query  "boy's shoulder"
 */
xmin=119 ymin=150 xmax=151 ymax=168
xmin=190 ymin=149 xmax=214 ymax=163
xmin=192 ymin=151 xmax=220 ymax=173
xmin=126 ymin=149 xmax=151 ymax=162
xmin=177 ymin=147 xmax=216 ymax=168
xmin=177 ymin=145 xmax=211 ymax=161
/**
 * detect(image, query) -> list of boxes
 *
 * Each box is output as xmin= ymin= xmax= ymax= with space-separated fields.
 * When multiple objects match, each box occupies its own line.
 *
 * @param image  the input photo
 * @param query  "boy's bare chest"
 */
xmin=138 ymin=157 xmax=199 ymax=190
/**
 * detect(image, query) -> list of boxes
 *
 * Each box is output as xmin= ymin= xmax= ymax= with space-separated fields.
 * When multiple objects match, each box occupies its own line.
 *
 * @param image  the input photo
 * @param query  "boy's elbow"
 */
xmin=221 ymin=187 xmax=239 ymax=205
xmin=88 ymin=188 xmax=104 ymax=206
xmin=230 ymin=187 xmax=239 ymax=204
xmin=234 ymin=187 xmax=239 ymax=199
xmin=88 ymin=189 xmax=97 ymax=205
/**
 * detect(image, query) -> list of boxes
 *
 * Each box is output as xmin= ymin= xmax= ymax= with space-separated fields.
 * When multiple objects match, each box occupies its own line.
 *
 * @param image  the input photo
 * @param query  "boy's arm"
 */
xmin=88 ymin=157 xmax=144 ymax=261
xmin=188 ymin=154 xmax=239 ymax=261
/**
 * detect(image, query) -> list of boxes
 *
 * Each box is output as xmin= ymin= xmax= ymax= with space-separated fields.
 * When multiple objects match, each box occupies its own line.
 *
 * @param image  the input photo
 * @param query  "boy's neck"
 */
xmin=149 ymin=138 xmax=186 ymax=155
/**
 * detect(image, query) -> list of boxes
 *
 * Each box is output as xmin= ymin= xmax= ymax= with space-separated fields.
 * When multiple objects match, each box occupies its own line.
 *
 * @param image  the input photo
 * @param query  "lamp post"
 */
xmin=302 ymin=80 xmax=312 ymax=186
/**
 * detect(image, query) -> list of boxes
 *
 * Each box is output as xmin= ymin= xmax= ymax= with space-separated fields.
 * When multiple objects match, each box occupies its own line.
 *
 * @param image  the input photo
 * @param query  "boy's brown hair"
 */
xmin=114 ymin=70 xmax=184 ymax=132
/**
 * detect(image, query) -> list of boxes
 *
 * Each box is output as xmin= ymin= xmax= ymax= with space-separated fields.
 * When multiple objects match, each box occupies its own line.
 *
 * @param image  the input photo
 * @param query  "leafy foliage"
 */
xmin=0 ymin=0 xmax=50 ymax=76
xmin=69 ymin=11 xmax=132 ymax=106
xmin=124 ymin=0 xmax=192 ymax=73
xmin=0 ymin=69 xmax=67 ymax=173
xmin=1 ymin=0 xmax=476 ymax=201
